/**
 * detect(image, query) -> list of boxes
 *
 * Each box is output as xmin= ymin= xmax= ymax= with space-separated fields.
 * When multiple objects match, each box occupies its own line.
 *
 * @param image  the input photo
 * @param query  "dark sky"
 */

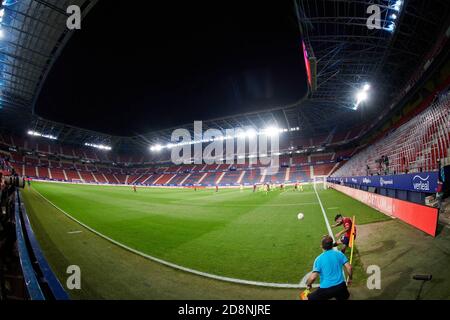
xmin=36 ymin=1 xmax=308 ymax=136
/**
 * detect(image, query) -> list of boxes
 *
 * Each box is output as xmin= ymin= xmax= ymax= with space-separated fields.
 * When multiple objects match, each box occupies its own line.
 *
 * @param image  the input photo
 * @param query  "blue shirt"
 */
xmin=313 ymin=250 xmax=348 ymax=288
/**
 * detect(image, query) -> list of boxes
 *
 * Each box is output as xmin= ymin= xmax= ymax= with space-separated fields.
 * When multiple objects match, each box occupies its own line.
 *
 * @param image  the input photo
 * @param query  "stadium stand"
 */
xmin=289 ymin=166 xmax=311 ymax=182
xmin=291 ymin=154 xmax=309 ymax=165
xmin=220 ymin=170 xmax=242 ymax=185
xmin=79 ymin=171 xmax=96 ymax=182
xmin=168 ymin=173 xmax=189 ymax=185
xmin=65 ymin=169 xmax=81 ymax=181
xmin=3 ymin=92 xmax=449 ymax=188
xmin=333 ymin=91 xmax=450 ymax=177
xmin=2 ymin=138 xmax=352 ymax=186
xmin=50 ymin=168 xmax=66 ymax=181
xmin=313 ymin=163 xmax=335 ymax=176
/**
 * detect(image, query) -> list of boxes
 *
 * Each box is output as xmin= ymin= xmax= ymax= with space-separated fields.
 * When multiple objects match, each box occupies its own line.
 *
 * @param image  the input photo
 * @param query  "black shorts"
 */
xmin=308 ymin=282 xmax=350 ymax=300
xmin=341 ymin=235 xmax=350 ymax=246
xmin=341 ymin=233 xmax=356 ymax=246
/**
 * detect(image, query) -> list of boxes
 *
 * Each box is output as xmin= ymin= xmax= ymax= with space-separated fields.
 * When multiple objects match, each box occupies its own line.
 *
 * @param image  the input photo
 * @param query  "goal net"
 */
xmin=313 ymin=176 xmax=328 ymax=191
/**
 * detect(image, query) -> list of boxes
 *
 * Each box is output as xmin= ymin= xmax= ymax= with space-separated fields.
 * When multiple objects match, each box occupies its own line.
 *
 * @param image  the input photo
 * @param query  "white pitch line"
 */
xmin=313 ymin=184 xmax=334 ymax=242
xmin=299 ymin=272 xmax=319 ymax=288
xmin=67 ymin=231 xmax=82 ymax=234
xmin=31 ymin=187 xmax=307 ymax=289
xmin=312 ymin=185 xmax=347 ymax=279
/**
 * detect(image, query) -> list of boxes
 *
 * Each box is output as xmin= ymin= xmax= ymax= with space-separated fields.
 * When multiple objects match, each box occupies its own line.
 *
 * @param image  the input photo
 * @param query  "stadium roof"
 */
xmin=0 ymin=0 xmax=97 ymax=127
xmin=296 ymin=0 xmax=450 ymax=127
xmin=0 ymin=0 xmax=449 ymax=152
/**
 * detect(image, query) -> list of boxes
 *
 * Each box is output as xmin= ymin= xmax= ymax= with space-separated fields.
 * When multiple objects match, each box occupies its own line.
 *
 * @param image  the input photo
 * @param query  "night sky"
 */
xmin=36 ymin=1 xmax=308 ymax=136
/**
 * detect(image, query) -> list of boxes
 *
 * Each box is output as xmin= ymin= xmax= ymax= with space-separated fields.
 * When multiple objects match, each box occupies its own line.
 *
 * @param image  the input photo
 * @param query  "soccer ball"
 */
xmin=297 ymin=213 xmax=304 ymax=220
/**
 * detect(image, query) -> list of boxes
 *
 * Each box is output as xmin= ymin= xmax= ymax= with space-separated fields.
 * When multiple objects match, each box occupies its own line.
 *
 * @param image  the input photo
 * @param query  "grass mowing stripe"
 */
xmin=31 ymin=186 xmax=306 ymax=289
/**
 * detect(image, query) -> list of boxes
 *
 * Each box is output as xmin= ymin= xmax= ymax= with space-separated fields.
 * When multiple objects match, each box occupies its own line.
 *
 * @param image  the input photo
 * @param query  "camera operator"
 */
xmin=0 ymin=160 xmax=24 ymax=300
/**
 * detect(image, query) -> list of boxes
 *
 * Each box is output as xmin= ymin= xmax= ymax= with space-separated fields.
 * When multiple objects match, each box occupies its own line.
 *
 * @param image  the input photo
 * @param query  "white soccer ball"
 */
xmin=297 ymin=213 xmax=304 ymax=220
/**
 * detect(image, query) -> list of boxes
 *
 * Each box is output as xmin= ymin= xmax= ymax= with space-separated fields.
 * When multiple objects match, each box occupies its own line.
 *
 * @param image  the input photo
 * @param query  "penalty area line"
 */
xmin=30 ymin=187 xmax=307 ymax=289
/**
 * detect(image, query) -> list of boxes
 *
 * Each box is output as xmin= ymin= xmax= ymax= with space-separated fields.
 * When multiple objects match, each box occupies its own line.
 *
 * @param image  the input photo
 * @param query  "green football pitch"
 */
xmin=24 ymin=181 xmax=389 ymax=286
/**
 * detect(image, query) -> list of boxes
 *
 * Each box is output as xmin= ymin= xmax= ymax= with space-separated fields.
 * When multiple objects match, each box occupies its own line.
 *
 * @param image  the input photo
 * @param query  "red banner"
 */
xmin=329 ymin=184 xmax=438 ymax=237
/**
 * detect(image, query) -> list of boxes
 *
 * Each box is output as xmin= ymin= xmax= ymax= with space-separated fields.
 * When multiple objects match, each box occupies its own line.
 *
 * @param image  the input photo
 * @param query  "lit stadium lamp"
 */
xmin=386 ymin=22 xmax=396 ymax=33
xmin=354 ymin=83 xmax=370 ymax=110
xmin=393 ymin=0 xmax=403 ymax=12
xmin=356 ymin=90 xmax=368 ymax=103
xmin=235 ymin=130 xmax=246 ymax=140
xmin=28 ymin=130 xmax=58 ymax=140
xmin=153 ymin=144 xmax=163 ymax=152
xmin=84 ymin=143 xmax=111 ymax=150
xmin=246 ymin=128 xmax=257 ymax=138
xmin=263 ymin=127 xmax=280 ymax=137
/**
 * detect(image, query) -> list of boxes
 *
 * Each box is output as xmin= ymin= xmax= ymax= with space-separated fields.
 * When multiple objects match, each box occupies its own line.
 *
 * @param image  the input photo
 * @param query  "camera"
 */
xmin=1 ymin=174 xmax=25 ymax=189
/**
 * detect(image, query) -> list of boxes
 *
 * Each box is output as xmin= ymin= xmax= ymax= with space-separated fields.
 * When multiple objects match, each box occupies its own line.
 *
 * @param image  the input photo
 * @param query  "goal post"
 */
xmin=313 ymin=176 xmax=329 ymax=190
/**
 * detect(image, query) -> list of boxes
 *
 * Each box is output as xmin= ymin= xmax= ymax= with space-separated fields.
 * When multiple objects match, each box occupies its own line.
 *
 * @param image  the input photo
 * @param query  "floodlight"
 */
xmin=264 ymin=127 xmax=279 ymax=136
xmin=27 ymin=130 xmax=58 ymax=140
xmin=356 ymin=90 xmax=368 ymax=103
xmin=246 ymin=128 xmax=257 ymax=138
xmin=393 ymin=0 xmax=402 ymax=11
xmin=386 ymin=22 xmax=396 ymax=32
xmin=85 ymin=143 xmax=111 ymax=150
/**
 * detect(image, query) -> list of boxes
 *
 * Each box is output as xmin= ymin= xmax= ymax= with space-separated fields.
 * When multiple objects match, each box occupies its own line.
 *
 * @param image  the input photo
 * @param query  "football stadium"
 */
xmin=0 ymin=0 xmax=450 ymax=303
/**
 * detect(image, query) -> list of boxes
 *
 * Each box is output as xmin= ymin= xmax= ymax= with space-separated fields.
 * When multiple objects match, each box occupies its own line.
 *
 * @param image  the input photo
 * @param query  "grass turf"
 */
xmin=27 ymin=181 xmax=390 ymax=285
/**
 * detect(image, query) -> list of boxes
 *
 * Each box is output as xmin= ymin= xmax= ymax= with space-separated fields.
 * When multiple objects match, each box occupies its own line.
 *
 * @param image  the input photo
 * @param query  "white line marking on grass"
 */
xmin=313 ymin=184 xmax=334 ymax=241
xmin=299 ymin=272 xmax=319 ymax=288
xmin=312 ymin=185 xmax=347 ymax=280
xmin=31 ymin=187 xmax=306 ymax=289
xmin=67 ymin=231 xmax=82 ymax=234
